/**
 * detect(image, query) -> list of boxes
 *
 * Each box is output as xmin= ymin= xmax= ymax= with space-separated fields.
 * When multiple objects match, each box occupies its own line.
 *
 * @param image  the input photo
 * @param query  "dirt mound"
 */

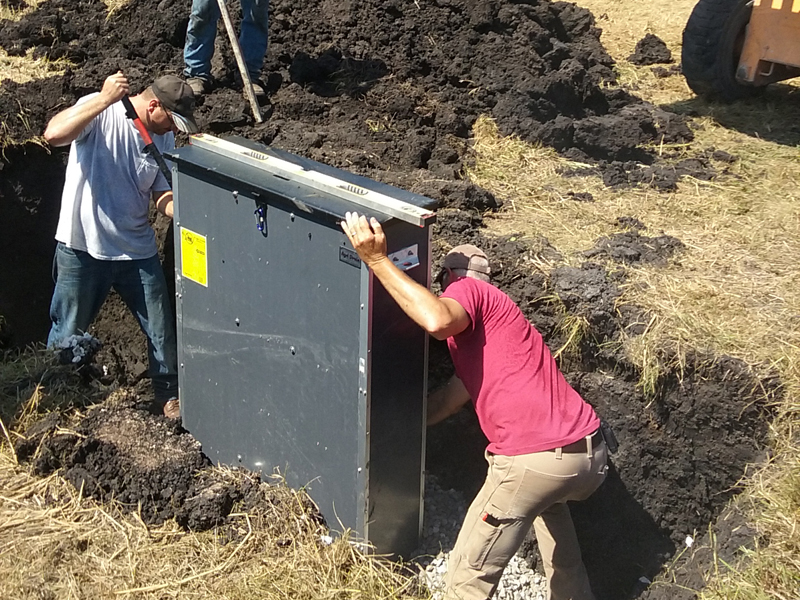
xmin=585 ymin=230 xmax=685 ymax=266
xmin=0 ymin=0 xmax=695 ymax=166
xmin=628 ymin=33 xmax=673 ymax=66
xmin=14 ymin=389 xmax=326 ymax=531
xmin=639 ymin=496 xmax=758 ymax=600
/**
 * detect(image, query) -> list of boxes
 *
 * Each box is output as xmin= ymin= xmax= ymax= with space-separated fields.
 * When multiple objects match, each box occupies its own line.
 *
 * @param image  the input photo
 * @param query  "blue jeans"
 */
xmin=183 ymin=0 xmax=269 ymax=81
xmin=47 ymin=243 xmax=179 ymax=403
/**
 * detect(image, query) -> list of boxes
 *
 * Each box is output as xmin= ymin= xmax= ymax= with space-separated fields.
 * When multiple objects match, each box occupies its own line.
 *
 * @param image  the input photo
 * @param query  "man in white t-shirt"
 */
xmin=43 ymin=73 xmax=199 ymax=418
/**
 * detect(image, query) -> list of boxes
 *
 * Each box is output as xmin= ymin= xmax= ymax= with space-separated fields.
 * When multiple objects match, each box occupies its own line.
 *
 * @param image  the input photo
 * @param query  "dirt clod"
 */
xmin=628 ymin=33 xmax=673 ymax=66
xmin=585 ymin=230 xmax=685 ymax=266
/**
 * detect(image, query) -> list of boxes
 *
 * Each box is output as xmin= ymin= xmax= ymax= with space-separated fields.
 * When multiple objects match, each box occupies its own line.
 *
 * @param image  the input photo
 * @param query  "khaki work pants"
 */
xmin=444 ymin=435 xmax=608 ymax=600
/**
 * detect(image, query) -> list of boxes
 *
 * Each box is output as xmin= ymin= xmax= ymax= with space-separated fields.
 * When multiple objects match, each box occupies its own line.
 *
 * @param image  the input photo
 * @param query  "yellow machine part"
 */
xmin=738 ymin=0 xmax=800 ymax=84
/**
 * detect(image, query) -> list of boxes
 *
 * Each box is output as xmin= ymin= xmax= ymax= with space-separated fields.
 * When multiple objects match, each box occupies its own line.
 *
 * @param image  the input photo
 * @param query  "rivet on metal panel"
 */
xmin=290 ymin=213 xmax=295 ymax=222
xmin=290 ymin=346 xmax=296 ymax=355
xmin=180 ymin=363 xmax=184 ymax=368
xmin=232 ymin=190 xmax=239 ymax=203
xmin=308 ymin=232 xmax=312 ymax=240
xmin=237 ymin=454 xmax=242 ymax=462
xmin=175 ymin=221 xmax=180 ymax=227
xmin=360 ymin=303 xmax=364 ymax=309
xmin=235 ymin=318 xmax=240 ymax=326
xmin=357 ymin=467 xmax=362 ymax=473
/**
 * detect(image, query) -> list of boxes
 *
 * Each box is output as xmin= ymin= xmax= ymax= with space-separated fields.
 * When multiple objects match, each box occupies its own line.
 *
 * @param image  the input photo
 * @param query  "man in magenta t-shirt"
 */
xmin=342 ymin=212 xmax=608 ymax=600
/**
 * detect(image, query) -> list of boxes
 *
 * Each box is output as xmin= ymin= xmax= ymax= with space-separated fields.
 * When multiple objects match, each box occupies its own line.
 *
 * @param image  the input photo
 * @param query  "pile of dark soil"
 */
xmin=0 ymin=0 xmax=776 ymax=598
xmin=14 ymin=388 xmax=325 ymax=531
xmin=628 ymin=33 xmax=673 ymax=66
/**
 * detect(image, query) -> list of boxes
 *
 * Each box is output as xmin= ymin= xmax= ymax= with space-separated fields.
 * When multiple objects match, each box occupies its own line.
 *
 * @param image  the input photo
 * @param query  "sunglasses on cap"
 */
xmin=164 ymin=107 xmax=196 ymax=134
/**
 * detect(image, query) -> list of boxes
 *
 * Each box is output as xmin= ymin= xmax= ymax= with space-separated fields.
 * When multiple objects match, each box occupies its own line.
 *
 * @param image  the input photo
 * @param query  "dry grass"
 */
xmin=468 ymin=0 xmax=800 ymax=597
xmin=471 ymin=115 xmax=799 ymax=383
xmin=0 ymin=446 xmax=423 ymax=599
xmin=0 ymin=0 xmax=46 ymax=20
xmin=0 ymin=47 xmax=70 ymax=84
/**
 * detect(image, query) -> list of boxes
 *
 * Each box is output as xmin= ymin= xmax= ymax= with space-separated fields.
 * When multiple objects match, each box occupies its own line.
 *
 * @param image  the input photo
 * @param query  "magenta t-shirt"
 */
xmin=441 ymin=277 xmax=599 ymax=455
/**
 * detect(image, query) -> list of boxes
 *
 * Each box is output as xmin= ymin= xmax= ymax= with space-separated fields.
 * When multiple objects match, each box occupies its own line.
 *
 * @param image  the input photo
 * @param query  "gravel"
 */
xmin=415 ymin=477 xmax=548 ymax=600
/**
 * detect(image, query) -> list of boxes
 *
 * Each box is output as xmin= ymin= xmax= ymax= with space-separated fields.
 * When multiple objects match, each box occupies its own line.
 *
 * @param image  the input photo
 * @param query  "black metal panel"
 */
xmin=366 ymin=220 xmax=430 ymax=557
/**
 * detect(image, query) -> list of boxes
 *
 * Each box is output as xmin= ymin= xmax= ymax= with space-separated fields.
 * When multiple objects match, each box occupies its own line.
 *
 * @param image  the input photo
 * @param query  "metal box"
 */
xmin=166 ymin=135 xmax=436 ymax=556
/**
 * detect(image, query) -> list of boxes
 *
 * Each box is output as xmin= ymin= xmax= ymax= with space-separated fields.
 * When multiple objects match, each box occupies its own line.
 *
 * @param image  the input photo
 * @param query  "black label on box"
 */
xmin=339 ymin=247 xmax=361 ymax=268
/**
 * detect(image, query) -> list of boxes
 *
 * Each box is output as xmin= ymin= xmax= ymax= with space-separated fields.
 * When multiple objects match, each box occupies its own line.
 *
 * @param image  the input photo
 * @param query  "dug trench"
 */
xmin=0 ymin=0 xmax=775 ymax=598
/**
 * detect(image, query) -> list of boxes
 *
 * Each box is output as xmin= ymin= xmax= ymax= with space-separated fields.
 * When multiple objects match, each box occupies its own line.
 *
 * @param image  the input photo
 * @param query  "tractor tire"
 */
xmin=681 ymin=0 xmax=762 ymax=101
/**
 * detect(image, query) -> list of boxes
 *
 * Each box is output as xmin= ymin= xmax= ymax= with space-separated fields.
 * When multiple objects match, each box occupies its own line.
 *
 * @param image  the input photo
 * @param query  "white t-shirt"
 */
xmin=55 ymin=93 xmax=174 ymax=260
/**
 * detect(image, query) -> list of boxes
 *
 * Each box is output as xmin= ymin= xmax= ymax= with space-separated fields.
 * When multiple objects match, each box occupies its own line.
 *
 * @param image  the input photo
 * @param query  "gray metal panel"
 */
xmin=170 ymin=138 xmax=435 ymax=555
xmin=175 ymin=174 xmax=366 ymax=534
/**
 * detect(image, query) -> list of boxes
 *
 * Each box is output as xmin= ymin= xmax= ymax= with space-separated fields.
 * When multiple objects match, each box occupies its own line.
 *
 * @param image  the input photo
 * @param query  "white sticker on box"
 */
xmin=388 ymin=244 xmax=419 ymax=271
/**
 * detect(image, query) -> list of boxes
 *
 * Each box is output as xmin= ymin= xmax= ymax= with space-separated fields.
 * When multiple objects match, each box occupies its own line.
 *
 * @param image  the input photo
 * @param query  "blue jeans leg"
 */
xmin=112 ymin=255 xmax=179 ymax=404
xmin=47 ymin=243 xmax=114 ymax=348
xmin=184 ymin=0 xmax=220 ymax=80
xmin=240 ymin=0 xmax=269 ymax=80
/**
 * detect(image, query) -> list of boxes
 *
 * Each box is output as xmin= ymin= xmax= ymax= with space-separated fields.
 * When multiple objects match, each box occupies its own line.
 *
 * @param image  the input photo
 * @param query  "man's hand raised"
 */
xmin=341 ymin=211 xmax=389 ymax=269
xmin=99 ymin=71 xmax=130 ymax=107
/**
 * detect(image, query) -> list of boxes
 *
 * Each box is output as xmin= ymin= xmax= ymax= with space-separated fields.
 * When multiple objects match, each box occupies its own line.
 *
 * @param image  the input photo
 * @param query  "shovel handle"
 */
xmin=121 ymin=95 xmax=172 ymax=186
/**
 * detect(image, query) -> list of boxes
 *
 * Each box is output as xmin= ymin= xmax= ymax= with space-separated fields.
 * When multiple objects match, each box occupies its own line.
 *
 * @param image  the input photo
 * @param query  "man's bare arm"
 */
xmin=427 ymin=375 xmax=471 ymax=425
xmin=341 ymin=212 xmax=470 ymax=340
xmin=44 ymin=72 xmax=129 ymax=147
xmin=154 ymin=190 xmax=174 ymax=218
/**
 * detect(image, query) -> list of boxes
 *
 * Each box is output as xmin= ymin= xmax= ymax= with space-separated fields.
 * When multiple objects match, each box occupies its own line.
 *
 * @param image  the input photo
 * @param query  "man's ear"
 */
xmin=146 ymin=98 xmax=160 ymax=114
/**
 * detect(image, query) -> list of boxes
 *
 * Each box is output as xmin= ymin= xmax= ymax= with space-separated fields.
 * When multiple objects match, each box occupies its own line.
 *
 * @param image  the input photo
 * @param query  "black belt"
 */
xmin=551 ymin=429 xmax=603 ymax=454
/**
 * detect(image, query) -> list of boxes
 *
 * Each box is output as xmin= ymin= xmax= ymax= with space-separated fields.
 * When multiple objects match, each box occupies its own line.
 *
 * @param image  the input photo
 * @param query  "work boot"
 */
xmin=163 ymin=397 xmax=181 ymax=419
xmin=186 ymin=76 xmax=212 ymax=98
xmin=243 ymin=79 xmax=267 ymax=102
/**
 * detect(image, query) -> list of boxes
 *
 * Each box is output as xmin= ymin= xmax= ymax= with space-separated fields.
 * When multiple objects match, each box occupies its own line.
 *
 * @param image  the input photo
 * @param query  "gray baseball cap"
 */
xmin=442 ymin=244 xmax=491 ymax=276
xmin=152 ymin=75 xmax=199 ymax=134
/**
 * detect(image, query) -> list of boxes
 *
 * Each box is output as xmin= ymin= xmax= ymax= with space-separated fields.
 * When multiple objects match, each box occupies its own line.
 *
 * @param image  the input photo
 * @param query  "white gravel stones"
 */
xmin=415 ymin=476 xmax=548 ymax=600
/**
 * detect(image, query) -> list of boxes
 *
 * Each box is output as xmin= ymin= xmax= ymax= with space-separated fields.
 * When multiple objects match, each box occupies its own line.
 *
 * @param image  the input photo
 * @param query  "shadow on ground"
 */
xmin=663 ymin=83 xmax=800 ymax=147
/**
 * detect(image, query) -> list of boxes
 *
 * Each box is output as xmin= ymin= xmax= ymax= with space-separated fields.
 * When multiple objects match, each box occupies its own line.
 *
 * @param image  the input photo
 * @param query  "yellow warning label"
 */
xmin=180 ymin=228 xmax=208 ymax=287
